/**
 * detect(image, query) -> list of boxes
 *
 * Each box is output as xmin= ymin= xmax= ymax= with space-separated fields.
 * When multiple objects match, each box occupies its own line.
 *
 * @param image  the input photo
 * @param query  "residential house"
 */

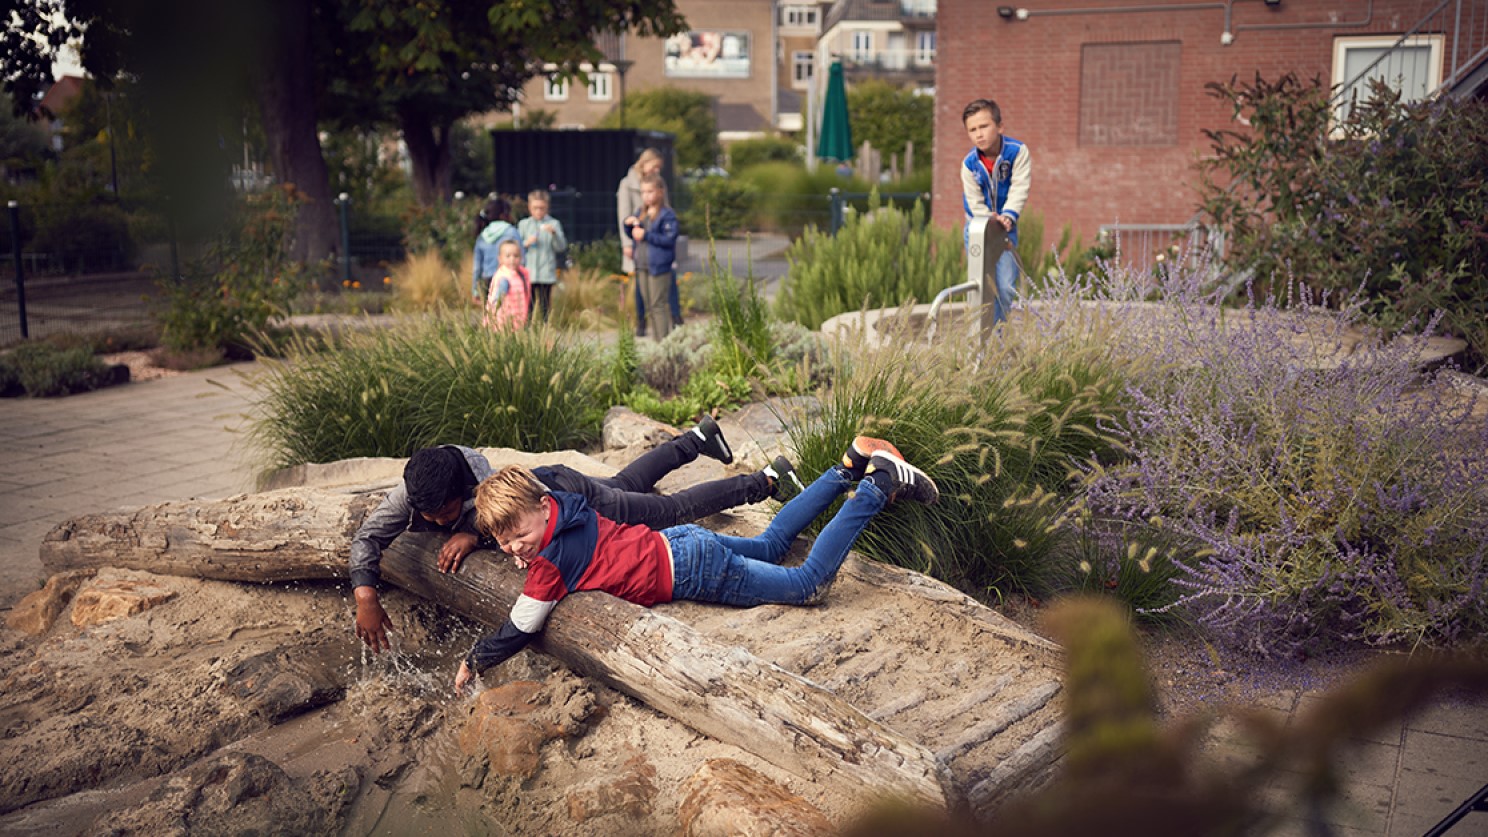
xmin=932 ymin=0 xmax=1488 ymax=263
xmin=818 ymin=0 xmax=937 ymax=91
xmin=512 ymin=0 xmax=777 ymax=151
xmin=777 ymin=0 xmax=833 ymax=131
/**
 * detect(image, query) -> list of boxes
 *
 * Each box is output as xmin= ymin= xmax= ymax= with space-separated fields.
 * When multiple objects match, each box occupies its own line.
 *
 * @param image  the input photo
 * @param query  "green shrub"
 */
xmin=32 ymin=199 xmax=134 ymax=273
xmin=1013 ymin=210 xmax=1100 ymax=290
xmin=156 ymin=186 xmax=318 ymax=351
xmin=0 ymin=342 xmax=119 ymax=396
xmin=727 ymin=136 xmax=801 ymax=172
xmin=734 ymin=161 xmax=865 ymax=234
xmin=774 ymin=194 xmax=963 ymax=330
xmin=1200 ymin=74 xmax=1488 ymax=368
xmin=679 ymin=176 xmax=758 ymax=238
xmin=567 ymin=235 xmax=624 ymax=276
xmin=249 ymin=314 xmax=609 ymax=469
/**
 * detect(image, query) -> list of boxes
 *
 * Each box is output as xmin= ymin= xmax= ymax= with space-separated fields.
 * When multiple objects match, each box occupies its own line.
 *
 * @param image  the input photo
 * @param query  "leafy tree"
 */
xmin=846 ymin=80 xmax=933 ymax=173
xmin=596 ymin=87 xmax=720 ymax=172
xmin=320 ymin=0 xmax=687 ymax=206
xmin=0 ymin=92 xmax=51 ymax=171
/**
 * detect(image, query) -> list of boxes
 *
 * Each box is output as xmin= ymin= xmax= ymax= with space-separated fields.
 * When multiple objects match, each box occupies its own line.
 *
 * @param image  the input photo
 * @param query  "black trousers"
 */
xmin=534 ymin=433 xmax=770 ymax=529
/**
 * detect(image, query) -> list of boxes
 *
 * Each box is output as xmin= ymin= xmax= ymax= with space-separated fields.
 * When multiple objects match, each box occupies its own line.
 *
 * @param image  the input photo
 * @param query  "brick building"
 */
xmin=932 ymin=0 xmax=1488 ymax=253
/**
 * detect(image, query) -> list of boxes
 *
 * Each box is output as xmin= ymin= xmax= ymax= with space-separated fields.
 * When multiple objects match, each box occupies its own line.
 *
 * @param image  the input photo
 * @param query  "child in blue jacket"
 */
xmin=622 ymin=174 xmax=680 ymax=341
xmin=454 ymin=437 xmax=938 ymax=691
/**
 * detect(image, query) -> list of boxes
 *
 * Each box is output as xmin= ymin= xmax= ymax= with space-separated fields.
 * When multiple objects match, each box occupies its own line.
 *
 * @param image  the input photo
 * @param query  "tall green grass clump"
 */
xmin=788 ymin=301 xmax=1133 ymax=599
xmin=250 ymin=313 xmax=608 ymax=469
xmin=774 ymin=194 xmax=963 ymax=330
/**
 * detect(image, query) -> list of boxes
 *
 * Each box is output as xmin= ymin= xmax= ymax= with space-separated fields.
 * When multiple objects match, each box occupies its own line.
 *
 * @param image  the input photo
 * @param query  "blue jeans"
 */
xmin=665 ymin=467 xmax=887 ymax=606
xmin=993 ymin=248 xmax=1019 ymax=324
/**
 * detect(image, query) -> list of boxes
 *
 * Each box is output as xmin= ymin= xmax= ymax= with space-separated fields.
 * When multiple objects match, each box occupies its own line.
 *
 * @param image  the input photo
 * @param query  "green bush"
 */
xmin=595 ymin=87 xmax=721 ymax=173
xmin=1013 ymin=211 xmax=1100 ymax=290
xmin=32 ymin=199 xmax=134 ymax=273
xmin=727 ymin=136 xmax=801 ymax=172
xmin=774 ymin=194 xmax=963 ymax=330
xmin=249 ymin=314 xmax=609 ymax=469
xmin=734 ymin=161 xmax=865 ymax=234
xmin=156 ymin=186 xmax=318 ymax=352
xmin=1200 ymin=74 xmax=1488 ymax=368
xmin=567 ymin=235 xmax=624 ymax=276
xmin=0 ymin=342 xmax=120 ymax=397
xmin=678 ymin=176 xmax=758 ymax=238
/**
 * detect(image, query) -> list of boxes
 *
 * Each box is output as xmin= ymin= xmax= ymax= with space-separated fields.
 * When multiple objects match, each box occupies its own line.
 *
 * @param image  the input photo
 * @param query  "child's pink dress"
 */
xmin=483 ymin=265 xmax=532 ymax=331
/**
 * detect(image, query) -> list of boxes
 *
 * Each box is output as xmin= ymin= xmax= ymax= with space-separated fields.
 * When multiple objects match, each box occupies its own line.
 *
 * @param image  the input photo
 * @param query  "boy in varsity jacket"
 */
xmin=454 ymin=437 xmax=939 ymax=691
xmin=350 ymin=418 xmax=798 ymax=653
xmin=960 ymin=97 xmax=1031 ymax=324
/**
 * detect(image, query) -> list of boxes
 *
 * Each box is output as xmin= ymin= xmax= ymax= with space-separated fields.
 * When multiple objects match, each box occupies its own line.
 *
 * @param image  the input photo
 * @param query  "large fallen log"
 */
xmin=40 ymin=487 xmax=955 ymax=810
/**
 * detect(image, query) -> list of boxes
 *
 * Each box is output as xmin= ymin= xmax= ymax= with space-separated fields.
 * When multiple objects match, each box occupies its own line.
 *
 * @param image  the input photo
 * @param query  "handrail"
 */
xmin=925 ymin=281 xmax=979 ymax=343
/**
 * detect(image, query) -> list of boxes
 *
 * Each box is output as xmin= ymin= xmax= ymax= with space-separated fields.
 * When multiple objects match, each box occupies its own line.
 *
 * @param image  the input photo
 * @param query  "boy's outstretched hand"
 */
xmin=354 ymin=586 xmax=394 ymax=653
xmin=454 ymin=660 xmax=475 ymax=694
xmin=438 ymin=532 xmax=478 ymax=573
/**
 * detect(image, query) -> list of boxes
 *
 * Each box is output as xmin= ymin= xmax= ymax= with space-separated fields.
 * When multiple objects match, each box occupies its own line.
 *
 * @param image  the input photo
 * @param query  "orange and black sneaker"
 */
xmin=841 ymin=436 xmax=904 ymax=480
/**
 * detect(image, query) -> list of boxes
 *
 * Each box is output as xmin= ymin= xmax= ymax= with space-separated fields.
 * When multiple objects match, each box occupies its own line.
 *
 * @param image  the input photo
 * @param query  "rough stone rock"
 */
xmin=5 ymin=570 xmax=95 ymax=636
xmin=85 ymin=752 xmax=350 ymax=837
xmin=567 ymin=754 xmax=657 ymax=823
xmin=458 ymin=675 xmax=597 ymax=779
xmin=678 ymin=759 xmax=835 ymax=837
xmin=602 ymin=406 xmax=679 ymax=451
xmin=70 ymin=571 xmax=176 ymax=628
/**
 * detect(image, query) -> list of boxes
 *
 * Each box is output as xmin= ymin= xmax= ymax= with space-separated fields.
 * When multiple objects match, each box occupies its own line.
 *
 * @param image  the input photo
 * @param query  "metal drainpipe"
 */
xmin=1234 ymin=0 xmax=1374 ymax=36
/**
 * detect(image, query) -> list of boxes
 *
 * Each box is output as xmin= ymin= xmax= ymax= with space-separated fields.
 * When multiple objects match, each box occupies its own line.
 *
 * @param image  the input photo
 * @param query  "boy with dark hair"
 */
xmin=351 ymin=417 xmax=799 ymax=652
xmin=960 ymin=98 xmax=1031 ymax=324
xmin=454 ymin=437 xmax=937 ymax=691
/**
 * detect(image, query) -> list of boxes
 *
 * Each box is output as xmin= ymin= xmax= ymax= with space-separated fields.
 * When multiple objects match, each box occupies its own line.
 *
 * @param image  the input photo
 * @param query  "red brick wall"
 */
xmin=932 ymin=0 xmax=1468 ymax=246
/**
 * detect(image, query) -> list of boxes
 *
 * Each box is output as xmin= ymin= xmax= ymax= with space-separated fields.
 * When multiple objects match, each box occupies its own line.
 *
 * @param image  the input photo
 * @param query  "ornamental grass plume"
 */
xmin=788 ymin=287 xmax=1133 ymax=598
xmin=248 ymin=312 xmax=607 ymax=470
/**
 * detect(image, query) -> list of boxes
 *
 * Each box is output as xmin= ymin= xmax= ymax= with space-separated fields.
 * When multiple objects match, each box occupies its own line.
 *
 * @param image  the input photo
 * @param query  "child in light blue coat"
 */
xmin=517 ymin=190 xmax=567 ymax=323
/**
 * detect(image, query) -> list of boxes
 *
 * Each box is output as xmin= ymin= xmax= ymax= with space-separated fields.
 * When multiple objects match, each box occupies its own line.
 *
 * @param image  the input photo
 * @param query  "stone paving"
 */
xmin=1 ymin=352 xmax=1486 ymax=836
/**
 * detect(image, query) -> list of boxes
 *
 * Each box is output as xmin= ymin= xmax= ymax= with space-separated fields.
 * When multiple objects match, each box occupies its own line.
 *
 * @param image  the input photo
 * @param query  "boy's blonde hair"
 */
xmin=475 ymin=466 xmax=548 ymax=535
xmin=527 ymin=189 xmax=550 ymax=203
xmin=497 ymin=239 xmax=522 ymax=257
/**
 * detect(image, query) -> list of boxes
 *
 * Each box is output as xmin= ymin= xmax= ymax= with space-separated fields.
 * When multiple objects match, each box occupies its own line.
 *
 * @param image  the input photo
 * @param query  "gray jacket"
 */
xmin=517 ymin=216 xmax=568 ymax=286
xmin=348 ymin=446 xmax=494 ymax=589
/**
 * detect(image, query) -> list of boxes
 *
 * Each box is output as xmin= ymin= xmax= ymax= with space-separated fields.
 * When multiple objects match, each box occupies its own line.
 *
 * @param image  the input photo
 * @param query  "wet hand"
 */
xmin=354 ymin=595 xmax=394 ymax=654
xmin=454 ymin=660 xmax=474 ymax=695
xmin=438 ymin=532 xmax=478 ymax=573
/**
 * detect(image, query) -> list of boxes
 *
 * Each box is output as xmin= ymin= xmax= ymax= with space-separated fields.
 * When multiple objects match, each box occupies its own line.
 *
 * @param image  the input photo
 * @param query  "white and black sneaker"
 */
xmin=763 ymin=455 xmax=804 ymax=499
xmin=692 ymin=415 xmax=734 ymax=464
xmin=864 ymin=452 xmax=939 ymax=505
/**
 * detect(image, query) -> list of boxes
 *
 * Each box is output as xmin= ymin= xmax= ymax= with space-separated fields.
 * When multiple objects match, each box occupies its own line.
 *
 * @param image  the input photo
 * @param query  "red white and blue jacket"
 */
xmin=960 ymin=136 xmax=1031 ymax=245
xmin=464 ymin=490 xmax=673 ymax=673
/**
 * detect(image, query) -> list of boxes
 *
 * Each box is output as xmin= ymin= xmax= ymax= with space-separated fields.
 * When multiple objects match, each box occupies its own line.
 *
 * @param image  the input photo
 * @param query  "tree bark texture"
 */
xmin=254 ymin=0 xmax=338 ymax=262
xmin=39 ymin=488 xmax=955 ymax=811
xmin=401 ymin=110 xmax=453 ymax=207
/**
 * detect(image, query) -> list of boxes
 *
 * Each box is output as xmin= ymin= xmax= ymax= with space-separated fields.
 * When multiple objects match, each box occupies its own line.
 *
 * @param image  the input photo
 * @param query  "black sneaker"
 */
xmin=692 ymin=415 xmax=734 ymax=464
xmin=864 ymin=452 xmax=939 ymax=505
xmin=763 ymin=455 xmax=804 ymax=499
xmin=841 ymin=436 xmax=904 ymax=480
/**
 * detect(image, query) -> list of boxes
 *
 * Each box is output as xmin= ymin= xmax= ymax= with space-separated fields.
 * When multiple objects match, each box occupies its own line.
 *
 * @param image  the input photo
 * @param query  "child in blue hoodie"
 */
xmin=472 ymin=198 xmax=521 ymax=303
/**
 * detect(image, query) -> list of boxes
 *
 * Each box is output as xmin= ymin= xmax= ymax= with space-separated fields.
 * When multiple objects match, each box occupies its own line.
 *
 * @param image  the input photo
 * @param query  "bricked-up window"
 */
xmin=1079 ymin=42 xmax=1180 ymax=147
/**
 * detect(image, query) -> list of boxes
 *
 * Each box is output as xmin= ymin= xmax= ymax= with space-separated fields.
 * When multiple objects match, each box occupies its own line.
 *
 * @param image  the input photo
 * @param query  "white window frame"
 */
xmin=1330 ymin=34 xmax=1443 ymax=124
xmin=792 ymin=50 xmax=815 ymax=86
xmin=544 ymin=75 xmax=569 ymax=102
xmin=915 ymin=31 xmax=936 ymax=65
xmin=587 ymin=71 xmax=613 ymax=102
xmin=851 ymin=31 xmax=873 ymax=62
xmin=782 ymin=5 xmax=818 ymax=29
